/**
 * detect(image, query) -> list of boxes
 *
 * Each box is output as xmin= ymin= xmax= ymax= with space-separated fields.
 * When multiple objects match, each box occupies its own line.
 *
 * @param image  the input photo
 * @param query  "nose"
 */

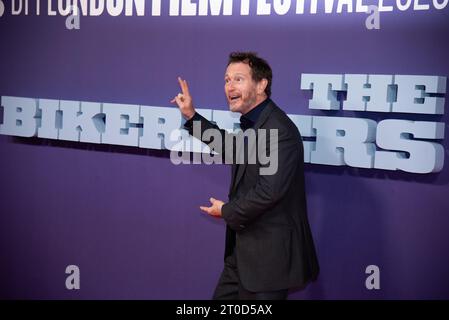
xmin=226 ymin=81 xmax=235 ymax=91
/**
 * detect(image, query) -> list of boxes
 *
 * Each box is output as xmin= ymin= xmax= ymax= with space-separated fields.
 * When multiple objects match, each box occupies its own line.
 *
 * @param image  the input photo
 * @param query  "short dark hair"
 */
xmin=227 ymin=52 xmax=272 ymax=98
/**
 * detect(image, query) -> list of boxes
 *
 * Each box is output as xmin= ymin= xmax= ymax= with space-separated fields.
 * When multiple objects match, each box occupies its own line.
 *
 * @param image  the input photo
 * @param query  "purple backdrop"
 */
xmin=1 ymin=2 xmax=448 ymax=299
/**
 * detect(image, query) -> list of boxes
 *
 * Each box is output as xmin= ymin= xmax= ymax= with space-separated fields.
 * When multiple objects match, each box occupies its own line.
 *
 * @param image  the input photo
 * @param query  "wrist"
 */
xmin=184 ymin=110 xmax=196 ymax=120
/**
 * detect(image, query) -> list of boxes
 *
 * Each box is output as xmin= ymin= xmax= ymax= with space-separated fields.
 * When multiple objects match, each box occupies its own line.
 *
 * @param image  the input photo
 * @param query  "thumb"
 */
xmin=175 ymin=95 xmax=183 ymax=106
xmin=210 ymin=197 xmax=216 ymax=204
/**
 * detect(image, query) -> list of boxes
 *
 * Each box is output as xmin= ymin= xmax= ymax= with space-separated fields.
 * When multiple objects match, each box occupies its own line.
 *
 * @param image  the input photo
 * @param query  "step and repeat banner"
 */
xmin=0 ymin=0 xmax=448 ymax=299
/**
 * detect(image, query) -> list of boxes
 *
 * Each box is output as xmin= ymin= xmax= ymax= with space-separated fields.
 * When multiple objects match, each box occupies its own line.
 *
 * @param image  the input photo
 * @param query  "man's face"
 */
xmin=224 ymin=62 xmax=264 ymax=114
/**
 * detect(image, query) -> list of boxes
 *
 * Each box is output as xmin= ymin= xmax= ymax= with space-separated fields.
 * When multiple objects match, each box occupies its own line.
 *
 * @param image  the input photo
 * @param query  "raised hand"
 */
xmin=171 ymin=77 xmax=195 ymax=120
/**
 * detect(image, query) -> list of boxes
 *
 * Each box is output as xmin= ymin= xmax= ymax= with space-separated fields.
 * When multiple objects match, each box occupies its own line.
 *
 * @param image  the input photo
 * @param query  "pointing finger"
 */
xmin=182 ymin=79 xmax=190 ymax=96
xmin=177 ymin=77 xmax=185 ymax=92
xmin=178 ymin=77 xmax=190 ymax=96
xmin=200 ymin=206 xmax=211 ymax=213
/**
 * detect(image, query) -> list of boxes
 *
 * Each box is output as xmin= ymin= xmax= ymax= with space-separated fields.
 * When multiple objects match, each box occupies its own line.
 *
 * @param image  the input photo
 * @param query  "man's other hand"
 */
xmin=170 ymin=77 xmax=195 ymax=120
xmin=200 ymin=197 xmax=225 ymax=218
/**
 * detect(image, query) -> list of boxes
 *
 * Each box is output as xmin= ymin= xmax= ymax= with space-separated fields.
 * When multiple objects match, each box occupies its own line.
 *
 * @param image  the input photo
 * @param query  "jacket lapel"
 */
xmin=229 ymin=102 xmax=275 ymax=196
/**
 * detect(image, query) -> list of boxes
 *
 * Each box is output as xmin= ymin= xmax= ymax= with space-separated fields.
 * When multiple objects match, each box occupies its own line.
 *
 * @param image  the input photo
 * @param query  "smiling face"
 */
xmin=224 ymin=62 xmax=268 ymax=114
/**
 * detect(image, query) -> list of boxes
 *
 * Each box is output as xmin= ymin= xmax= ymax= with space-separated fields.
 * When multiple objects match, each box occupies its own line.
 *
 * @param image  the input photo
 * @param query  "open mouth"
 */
xmin=229 ymin=95 xmax=241 ymax=102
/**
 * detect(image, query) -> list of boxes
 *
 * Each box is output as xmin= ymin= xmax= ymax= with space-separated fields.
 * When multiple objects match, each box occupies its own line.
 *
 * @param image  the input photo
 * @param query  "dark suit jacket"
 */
xmin=185 ymin=100 xmax=319 ymax=292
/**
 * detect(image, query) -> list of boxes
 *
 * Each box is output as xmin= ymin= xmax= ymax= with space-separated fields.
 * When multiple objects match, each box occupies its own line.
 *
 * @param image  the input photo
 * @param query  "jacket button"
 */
xmin=239 ymin=224 xmax=245 ymax=229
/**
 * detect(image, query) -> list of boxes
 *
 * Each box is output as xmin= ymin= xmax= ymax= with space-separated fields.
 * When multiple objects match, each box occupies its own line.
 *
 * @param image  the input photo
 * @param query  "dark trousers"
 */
xmin=212 ymin=251 xmax=288 ymax=300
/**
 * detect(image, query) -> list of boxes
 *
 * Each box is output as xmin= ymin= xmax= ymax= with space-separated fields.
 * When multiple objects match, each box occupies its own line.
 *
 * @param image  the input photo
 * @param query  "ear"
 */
xmin=257 ymin=79 xmax=268 ymax=96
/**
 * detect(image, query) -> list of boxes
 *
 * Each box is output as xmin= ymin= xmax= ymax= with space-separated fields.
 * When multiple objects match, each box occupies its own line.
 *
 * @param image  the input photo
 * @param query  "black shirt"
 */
xmin=239 ymin=98 xmax=270 ymax=131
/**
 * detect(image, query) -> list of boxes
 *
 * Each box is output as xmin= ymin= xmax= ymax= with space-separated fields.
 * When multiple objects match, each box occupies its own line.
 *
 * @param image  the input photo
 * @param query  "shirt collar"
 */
xmin=240 ymin=98 xmax=270 ymax=128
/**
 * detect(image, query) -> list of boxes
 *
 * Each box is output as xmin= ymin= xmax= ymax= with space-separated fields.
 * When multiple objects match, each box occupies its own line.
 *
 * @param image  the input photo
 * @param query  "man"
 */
xmin=171 ymin=52 xmax=319 ymax=300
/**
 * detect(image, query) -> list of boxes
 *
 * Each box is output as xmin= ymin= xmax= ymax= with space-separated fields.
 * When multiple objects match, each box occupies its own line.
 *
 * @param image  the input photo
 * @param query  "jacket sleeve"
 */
xmin=221 ymin=128 xmax=301 ymax=232
xmin=184 ymin=112 xmax=236 ymax=163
